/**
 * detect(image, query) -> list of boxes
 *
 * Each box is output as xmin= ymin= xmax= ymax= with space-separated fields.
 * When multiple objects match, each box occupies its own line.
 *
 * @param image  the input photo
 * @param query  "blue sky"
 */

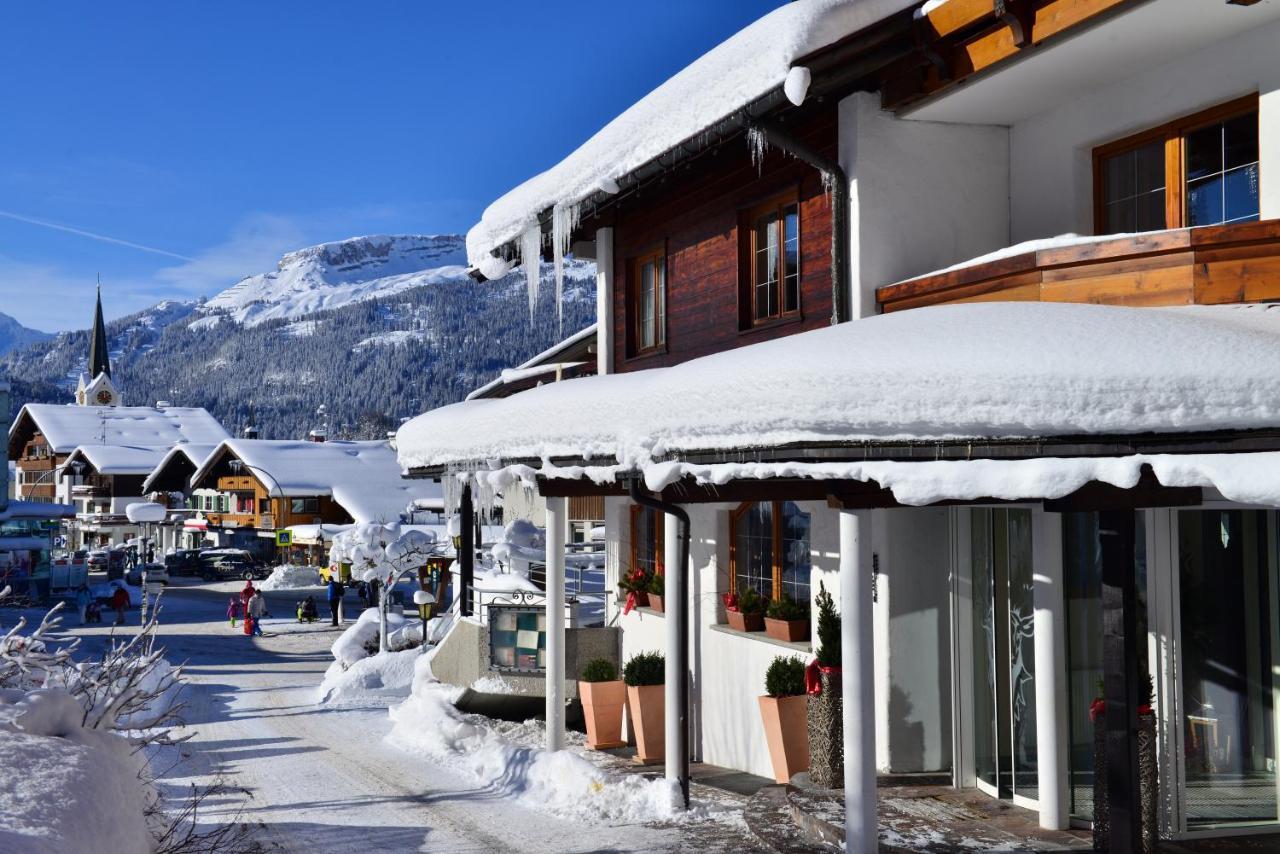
xmin=0 ymin=1 xmax=780 ymax=331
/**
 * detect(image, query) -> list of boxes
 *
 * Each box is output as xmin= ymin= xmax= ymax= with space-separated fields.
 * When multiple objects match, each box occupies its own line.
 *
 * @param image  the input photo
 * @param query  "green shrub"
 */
xmin=764 ymin=655 xmax=807 ymax=698
xmin=814 ymin=582 xmax=841 ymax=669
xmin=623 ymin=651 xmax=665 ymax=686
xmin=766 ymin=594 xmax=807 ymax=622
xmin=736 ymin=584 xmax=765 ymax=615
xmin=580 ymin=658 xmax=618 ymax=683
xmin=648 ymin=573 xmax=664 ymax=596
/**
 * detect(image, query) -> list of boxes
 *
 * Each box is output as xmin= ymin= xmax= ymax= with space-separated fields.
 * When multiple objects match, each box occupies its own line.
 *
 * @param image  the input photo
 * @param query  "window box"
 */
xmin=764 ymin=617 xmax=809 ymax=644
xmin=727 ymin=609 xmax=764 ymax=633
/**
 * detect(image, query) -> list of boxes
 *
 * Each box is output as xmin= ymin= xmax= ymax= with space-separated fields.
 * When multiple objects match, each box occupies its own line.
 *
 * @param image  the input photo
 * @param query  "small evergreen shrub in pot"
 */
xmin=648 ymin=572 xmax=665 ymax=613
xmin=807 ymin=582 xmax=843 ymax=789
xmin=578 ymin=658 xmax=625 ymax=750
xmin=623 ymin=651 xmax=665 ymax=764
xmin=765 ymin=594 xmax=810 ymax=643
xmin=618 ymin=567 xmax=650 ymax=610
xmin=724 ymin=585 xmax=765 ymax=632
xmin=759 ymin=655 xmax=810 ymax=783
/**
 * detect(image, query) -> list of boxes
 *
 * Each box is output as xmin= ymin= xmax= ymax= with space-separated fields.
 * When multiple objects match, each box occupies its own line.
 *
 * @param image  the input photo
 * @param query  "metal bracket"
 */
xmin=995 ymin=0 xmax=1033 ymax=48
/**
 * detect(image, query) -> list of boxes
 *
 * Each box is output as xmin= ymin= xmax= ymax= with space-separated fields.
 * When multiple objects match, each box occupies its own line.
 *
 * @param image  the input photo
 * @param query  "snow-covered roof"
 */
xmin=467 ymin=323 xmax=596 ymax=401
xmin=9 ymin=404 xmax=229 ymax=455
xmin=0 ymin=499 xmax=76 ymax=521
xmin=65 ymin=445 xmax=168 ymax=476
xmin=139 ymin=443 xmax=220 ymax=493
xmin=398 ymin=302 xmax=1280 ymax=473
xmin=192 ymin=439 xmax=444 ymax=524
xmin=465 ymin=0 xmax=915 ymax=265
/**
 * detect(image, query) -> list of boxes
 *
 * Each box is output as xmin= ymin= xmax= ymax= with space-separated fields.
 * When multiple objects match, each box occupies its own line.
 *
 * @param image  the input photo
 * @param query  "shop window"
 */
xmin=1094 ymin=94 xmax=1259 ymax=234
xmin=730 ymin=501 xmax=811 ymax=603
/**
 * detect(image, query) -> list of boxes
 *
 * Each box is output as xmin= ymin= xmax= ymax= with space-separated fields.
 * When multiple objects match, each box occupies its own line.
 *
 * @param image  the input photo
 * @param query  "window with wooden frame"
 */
xmin=1093 ymin=94 xmax=1260 ymax=235
xmin=729 ymin=501 xmax=812 ymax=604
xmin=742 ymin=192 xmax=801 ymax=326
xmin=628 ymin=248 xmax=666 ymax=356
xmin=630 ymin=504 xmax=664 ymax=577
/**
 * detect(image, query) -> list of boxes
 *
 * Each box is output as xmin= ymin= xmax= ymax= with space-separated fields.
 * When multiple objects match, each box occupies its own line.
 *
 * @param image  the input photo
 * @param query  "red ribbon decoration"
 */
xmin=805 ymin=659 xmax=842 ymax=696
xmin=1089 ymin=698 xmax=1153 ymax=722
xmin=622 ymin=591 xmax=638 ymax=616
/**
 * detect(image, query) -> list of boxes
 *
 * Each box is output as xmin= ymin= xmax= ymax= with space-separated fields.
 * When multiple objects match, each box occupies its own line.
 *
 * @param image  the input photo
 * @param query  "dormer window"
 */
xmin=1094 ymin=95 xmax=1259 ymax=234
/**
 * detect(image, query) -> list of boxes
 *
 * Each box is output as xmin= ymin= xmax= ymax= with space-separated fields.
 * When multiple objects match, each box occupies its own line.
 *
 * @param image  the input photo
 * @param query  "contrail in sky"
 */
xmin=0 ymin=209 xmax=195 ymax=261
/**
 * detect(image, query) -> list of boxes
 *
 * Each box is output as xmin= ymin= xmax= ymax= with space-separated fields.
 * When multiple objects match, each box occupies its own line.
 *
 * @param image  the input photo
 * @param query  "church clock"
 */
xmin=96 ymin=389 xmax=114 ymax=405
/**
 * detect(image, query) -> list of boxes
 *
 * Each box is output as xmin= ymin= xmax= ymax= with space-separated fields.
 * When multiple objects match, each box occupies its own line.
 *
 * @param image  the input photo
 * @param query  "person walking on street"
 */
xmin=247 ymin=590 xmax=266 ymax=637
xmin=240 ymin=581 xmax=256 ymax=636
xmin=227 ymin=596 xmax=241 ymax=628
xmin=75 ymin=583 xmax=92 ymax=624
xmin=110 ymin=585 xmax=129 ymax=625
xmin=327 ymin=577 xmax=345 ymax=626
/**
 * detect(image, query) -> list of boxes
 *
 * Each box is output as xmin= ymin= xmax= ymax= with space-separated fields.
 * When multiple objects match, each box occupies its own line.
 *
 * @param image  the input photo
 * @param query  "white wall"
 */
xmin=1010 ymin=17 xmax=1280 ymax=243
xmin=840 ymin=91 xmax=1010 ymax=318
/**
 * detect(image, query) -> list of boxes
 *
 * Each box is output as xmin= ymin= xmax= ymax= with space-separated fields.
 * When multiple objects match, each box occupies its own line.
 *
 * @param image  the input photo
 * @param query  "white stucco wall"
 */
xmin=1010 ymin=17 xmax=1280 ymax=243
xmin=840 ymin=91 xmax=1010 ymax=318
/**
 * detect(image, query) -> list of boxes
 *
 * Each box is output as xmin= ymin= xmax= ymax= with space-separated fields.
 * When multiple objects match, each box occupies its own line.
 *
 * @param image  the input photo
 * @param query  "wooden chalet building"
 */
xmin=399 ymin=1 xmax=1280 ymax=851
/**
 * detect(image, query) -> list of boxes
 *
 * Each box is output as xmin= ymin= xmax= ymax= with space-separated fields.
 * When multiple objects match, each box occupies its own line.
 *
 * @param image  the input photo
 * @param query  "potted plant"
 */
xmin=765 ymin=594 xmax=810 ymax=643
xmin=724 ymin=585 xmax=765 ymax=632
xmin=1091 ymin=674 xmax=1158 ymax=853
xmin=648 ymin=573 xmax=665 ymax=613
xmin=578 ymin=658 xmax=626 ymax=750
xmin=618 ymin=567 xmax=650 ymax=611
xmin=806 ymin=582 xmax=843 ymax=789
xmin=758 ymin=655 xmax=810 ymax=783
xmin=623 ymin=651 xmax=665 ymax=764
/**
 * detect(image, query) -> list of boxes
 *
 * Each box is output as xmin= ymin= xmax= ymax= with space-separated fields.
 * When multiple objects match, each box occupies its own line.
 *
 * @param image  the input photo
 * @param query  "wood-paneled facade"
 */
xmin=15 ymin=432 xmax=59 ymax=501
xmin=876 ymin=220 xmax=1280 ymax=312
xmin=200 ymin=472 xmax=350 ymax=532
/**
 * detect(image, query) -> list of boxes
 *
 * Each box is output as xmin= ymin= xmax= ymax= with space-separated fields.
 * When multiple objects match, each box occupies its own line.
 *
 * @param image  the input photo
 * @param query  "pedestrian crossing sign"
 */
xmin=275 ymin=530 xmax=292 ymax=546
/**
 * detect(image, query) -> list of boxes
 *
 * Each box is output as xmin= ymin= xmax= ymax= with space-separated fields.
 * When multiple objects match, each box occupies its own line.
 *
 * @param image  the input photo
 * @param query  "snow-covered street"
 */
xmin=99 ymin=581 xmax=757 ymax=853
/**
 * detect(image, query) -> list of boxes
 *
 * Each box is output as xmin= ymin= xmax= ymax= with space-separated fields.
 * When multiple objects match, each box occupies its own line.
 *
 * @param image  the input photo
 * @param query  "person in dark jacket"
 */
xmin=327 ymin=578 xmax=345 ymax=626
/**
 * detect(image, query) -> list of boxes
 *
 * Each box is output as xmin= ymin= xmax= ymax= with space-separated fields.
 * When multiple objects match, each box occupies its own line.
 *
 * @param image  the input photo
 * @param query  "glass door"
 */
xmin=971 ymin=508 xmax=1038 ymax=805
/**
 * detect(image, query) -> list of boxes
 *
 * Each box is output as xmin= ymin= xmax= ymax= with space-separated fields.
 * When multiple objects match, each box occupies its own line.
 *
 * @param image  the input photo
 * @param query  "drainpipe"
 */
xmin=746 ymin=118 xmax=850 ymax=325
xmin=628 ymin=477 xmax=691 ymax=810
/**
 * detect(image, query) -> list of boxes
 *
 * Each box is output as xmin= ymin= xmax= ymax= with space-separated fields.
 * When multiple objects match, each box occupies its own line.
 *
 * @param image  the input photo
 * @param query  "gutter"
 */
xmin=628 ymin=477 xmax=691 ymax=810
xmin=745 ymin=118 xmax=850 ymax=325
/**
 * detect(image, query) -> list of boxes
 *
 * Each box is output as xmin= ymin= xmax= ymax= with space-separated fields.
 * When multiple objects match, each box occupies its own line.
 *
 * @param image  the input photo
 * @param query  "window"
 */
xmin=629 ymin=248 xmax=666 ymax=355
xmin=1094 ymin=95 xmax=1259 ymax=234
xmin=291 ymin=497 xmax=320 ymax=514
xmin=743 ymin=193 xmax=800 ymax=325
xmin=730 ymin=501 xmax=812 ymax=604
xmin=630 ymin=505 xmax=664 ymax=577
xmin=259 ymin=497 xmax=272 ymax=514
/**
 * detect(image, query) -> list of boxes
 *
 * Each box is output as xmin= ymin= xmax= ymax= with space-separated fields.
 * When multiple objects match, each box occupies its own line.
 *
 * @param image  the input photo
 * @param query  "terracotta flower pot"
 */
xmin=759 ymin=694 xmax=810 ymax=784
xmin=765 ymin=617 xmax=810 ymax=643
xmin=579 ymin=679 xmax=626 ymax=750
xmin=649 ymin=594 xmax=664 ymax=613
xmin=627 ymin=683 xmax=665 ymax=764
xmin=727 ymin=610 xmax=764 ymax=632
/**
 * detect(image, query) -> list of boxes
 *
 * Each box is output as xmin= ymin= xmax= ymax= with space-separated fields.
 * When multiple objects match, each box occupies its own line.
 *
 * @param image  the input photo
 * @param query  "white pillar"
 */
xmin=545 ymin=495 xmax=567 ymax=752
xmin=1032 ymin=508 xmax=1069 ymax=829
xmin=664 ymin=510 xmax=683 ymax=783
xmin=595 ymin=227 xmax=614 ymax=376
xmin=840 ymin=508 xmax=877 ymax=853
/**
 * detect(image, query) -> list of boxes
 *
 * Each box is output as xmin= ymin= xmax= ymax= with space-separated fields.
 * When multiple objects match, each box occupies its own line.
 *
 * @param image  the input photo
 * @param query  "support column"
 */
xmin=1032 ymin=509 xmax=1069 ymax=829
xmin=595 ymin=227 xmax=614 ymax=376
xmin=840 ymin=508 xmax=877 ymax=853
xmin=1100 ymin=509 xmax=1140 ymax=854
xmin=459 ymin=483 xmax=474 ymax=617
xmin=545 ymin=495 xmax=567 ymax=753
xmin=664 ymin=511 xmax=685 ymax=785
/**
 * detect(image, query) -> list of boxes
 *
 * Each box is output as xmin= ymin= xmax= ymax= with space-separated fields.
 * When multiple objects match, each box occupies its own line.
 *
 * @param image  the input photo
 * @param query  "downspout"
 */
xmin=628 ymin=477 xmax=691 ymax=810
xmin=745 ymin=118 xmax=850 ymax=325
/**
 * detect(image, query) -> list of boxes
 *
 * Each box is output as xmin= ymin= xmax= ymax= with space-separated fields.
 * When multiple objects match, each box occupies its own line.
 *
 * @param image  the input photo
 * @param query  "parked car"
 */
xmin=86 ymin=550 xmax=109 ymax=571
xmin=164 ymin=550 xmax=203 ymax=576
xmin=200 ymin=557 xmax=270 ymax=582
xmin=125 ymin=563 xmax=169 ymax=586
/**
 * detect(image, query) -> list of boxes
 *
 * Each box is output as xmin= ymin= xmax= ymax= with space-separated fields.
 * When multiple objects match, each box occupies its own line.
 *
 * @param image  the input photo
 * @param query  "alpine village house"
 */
xmin=393 ymin=1 xmax=1280 ymax=852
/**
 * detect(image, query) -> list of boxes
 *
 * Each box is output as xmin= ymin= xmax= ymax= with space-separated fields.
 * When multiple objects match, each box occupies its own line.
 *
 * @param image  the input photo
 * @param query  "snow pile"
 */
xmin=317 ymin=647 xmax=419 ymax=705
xmin=258 ymin=564 xmax=324 ymax=591
xmin=331 ymin=608 xmax=398 ymax=668
xmin=466 ymin=0 xmax=915 ymax=267
xmin=399 ymin=302 xmax=1280 ymax=473
xmin=387 ymin=682 xmax=681 ymax=824
xmin=490 ymin=519 xmax=546 ymax=572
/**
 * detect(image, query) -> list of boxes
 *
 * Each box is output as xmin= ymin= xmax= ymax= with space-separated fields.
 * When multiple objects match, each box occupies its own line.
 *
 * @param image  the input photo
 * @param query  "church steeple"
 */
xmin=89 ymin=283 xmax=110 ymax=379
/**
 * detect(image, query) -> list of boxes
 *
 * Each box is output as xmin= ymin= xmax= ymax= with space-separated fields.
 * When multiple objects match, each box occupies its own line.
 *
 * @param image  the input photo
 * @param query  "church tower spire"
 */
xmin=89 ymin=282 xmax=111 ymax=379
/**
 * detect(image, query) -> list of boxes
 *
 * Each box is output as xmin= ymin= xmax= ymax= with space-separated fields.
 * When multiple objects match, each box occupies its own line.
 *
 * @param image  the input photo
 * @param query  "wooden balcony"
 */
xmin=877 ymin=220 xmax=1280 ymax=313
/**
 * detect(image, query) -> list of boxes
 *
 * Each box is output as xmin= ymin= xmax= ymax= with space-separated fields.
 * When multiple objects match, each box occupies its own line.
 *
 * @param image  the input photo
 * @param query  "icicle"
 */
xmin=551 ymin=202 xmax=580 ymax=338
xmin=820 ymin=169 xmax=837 ymax=202
xmin=747 ymin=125 xmax=767 ymax=174
xmin=520 ymin=224 xmax=541 ymax=321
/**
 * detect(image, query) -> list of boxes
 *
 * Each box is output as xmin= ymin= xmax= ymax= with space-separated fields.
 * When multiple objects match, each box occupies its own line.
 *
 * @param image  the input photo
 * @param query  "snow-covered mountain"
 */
xmin=2 ymin=234 xmax=596 ymax=439
xmin=203 ymin=235 xmax=471 ymax=325
xmin=0 ymin=312 xmax=52 ymax=356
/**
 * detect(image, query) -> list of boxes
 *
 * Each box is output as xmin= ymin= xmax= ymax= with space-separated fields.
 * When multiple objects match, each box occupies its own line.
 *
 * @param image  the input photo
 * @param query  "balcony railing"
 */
xmin=876 ymin=219 xmax=1280 ymax=313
